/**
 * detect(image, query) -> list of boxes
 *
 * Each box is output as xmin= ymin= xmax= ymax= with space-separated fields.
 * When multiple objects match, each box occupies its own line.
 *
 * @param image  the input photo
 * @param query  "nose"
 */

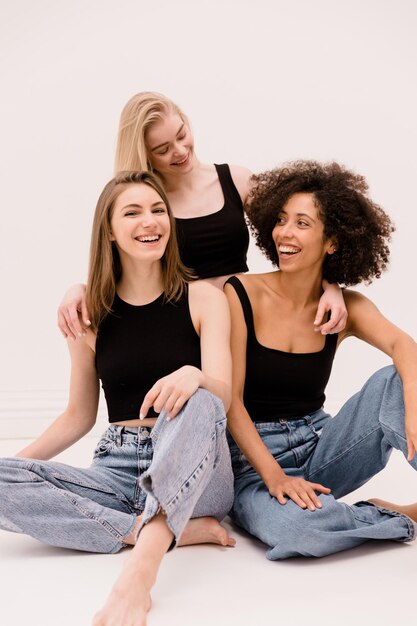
xmin=141 ymin=211 xmax=158 ymax=227
xmin=279 ymin=221 xmax=295 ymax=238
xmin=173 ymin=140 xmax=186 ymax=157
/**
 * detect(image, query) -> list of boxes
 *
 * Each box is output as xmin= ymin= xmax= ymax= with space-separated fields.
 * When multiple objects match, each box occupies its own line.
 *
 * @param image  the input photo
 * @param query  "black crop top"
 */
xmin=175 ymin=164 xmax=249 ymax=279
xmin=95 ymin=289 xmax=201 ymax=422
xmin=226 ymin=276 xmax=338 ymax=421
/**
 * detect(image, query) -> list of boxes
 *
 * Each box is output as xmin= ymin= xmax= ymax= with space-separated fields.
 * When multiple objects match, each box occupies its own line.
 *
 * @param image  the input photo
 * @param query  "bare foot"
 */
xmin=178 ymin=517 xmax=236 ymax=547
xmin=93 ymin=583 xmax=151 ymax=626
xmin=368 ymin=498 xmax=417 ymax=522
xmin=124 ymin=514 xmax=236 ymax=547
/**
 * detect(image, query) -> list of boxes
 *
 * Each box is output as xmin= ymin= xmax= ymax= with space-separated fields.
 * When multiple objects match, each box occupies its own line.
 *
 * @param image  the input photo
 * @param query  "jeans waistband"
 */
xmin=105 ymin=424 xmax=153 ymax=445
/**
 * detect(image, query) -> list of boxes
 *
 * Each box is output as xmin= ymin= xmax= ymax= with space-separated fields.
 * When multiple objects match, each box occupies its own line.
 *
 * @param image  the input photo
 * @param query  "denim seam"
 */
xmin=353 ymin=500 xmax=415 ymax=542
xmin=44 ymin=482 xmax=136 ymax=545
xmin=306 ymin=424 xmax=382 ymax=478
xmin=48 ymin=472 xmax=129 ymax=504
xmin=164 ymin=432 xmax=216 ymax=511
xmin=378 ymin=422 xmax=407 ymax=443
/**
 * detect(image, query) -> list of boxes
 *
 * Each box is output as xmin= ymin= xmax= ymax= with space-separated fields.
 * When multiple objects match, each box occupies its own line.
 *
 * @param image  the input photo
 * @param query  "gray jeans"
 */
xmin=0 ymin=389 xmax=234 ymax=553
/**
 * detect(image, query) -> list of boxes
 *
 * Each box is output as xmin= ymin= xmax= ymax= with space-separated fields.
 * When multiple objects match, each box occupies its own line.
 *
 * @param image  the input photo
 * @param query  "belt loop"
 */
xmin=115 ymin=426 xmax=123 ymax=447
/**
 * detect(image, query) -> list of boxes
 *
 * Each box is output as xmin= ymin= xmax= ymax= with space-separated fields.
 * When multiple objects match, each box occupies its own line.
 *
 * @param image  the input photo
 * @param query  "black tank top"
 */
xmin=226 ymin=276 xmax=338 ymax=421
xmin=175 ymin=164 xmax=249 ymax=279
xmin=95 ymin=289 xmax=201 ymax=422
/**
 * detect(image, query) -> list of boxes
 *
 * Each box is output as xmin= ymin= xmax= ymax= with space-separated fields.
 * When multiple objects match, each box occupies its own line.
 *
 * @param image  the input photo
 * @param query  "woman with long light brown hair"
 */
xmin=0 ymin=171 xmax=234 ymax=626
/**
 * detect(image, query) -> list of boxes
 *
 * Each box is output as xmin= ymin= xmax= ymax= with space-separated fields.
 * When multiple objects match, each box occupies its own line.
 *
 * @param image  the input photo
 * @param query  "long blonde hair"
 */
xmin=86 ymin=171 xmax=194 ymax=332
xmin=114 ymin=92 xmax=190 ymax=174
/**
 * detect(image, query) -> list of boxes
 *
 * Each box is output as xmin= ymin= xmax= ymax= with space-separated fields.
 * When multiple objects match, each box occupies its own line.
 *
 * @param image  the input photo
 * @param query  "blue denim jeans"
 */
xmin=229 ymin=365 xmax=417 ymax=559
xmin=0 ymin=389 xmax=234 ymax=553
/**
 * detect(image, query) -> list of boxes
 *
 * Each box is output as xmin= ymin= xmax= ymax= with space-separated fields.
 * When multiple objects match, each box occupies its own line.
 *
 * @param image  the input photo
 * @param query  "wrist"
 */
xmin=263 ymin=465 xmax=286 ymax=490
xmin=192 ymin=366 xmax=204 ymax=387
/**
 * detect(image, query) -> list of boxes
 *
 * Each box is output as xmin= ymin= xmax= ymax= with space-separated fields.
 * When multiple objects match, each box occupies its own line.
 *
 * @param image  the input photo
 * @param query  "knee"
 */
xmin=265 ymin=495 xmax=342 ymax=560
xmin=183 ymin=388 xmax=226 ymax=424
xmin=367 ymin=365 xmax=400 ymax=390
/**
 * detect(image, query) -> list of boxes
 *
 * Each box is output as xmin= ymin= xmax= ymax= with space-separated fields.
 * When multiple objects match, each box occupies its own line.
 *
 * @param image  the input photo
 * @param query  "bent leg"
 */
xmin=0 ymin=456 xmax=137 ymax=553
xmin=232 ymin=469 xmax=414 ymax=560
xmin=139 ymin=389 xmax=234 ymax=544
xmin=306 ymin=365 xmax=415 ymax=497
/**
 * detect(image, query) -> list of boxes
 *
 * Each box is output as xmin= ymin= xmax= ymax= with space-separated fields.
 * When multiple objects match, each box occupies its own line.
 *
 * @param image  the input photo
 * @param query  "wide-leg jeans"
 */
xmin=0 ymin=389 xmax=234 ymax=553
xmin=229 ymin=365 xmax=417 ymax=559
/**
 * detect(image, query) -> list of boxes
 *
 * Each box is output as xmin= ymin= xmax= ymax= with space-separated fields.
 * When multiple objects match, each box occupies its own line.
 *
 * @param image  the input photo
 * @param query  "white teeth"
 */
xmin=138 ymin=235 xmax=160 ymax=242
xmin=279 ymin=245 xmax=300 ymax=254
xmin=173 ymin=154 xmax=188 ymax=165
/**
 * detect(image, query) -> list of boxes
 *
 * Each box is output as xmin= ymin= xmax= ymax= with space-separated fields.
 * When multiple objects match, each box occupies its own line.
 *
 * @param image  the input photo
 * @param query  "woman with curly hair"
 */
xmin=57 ymin=91 xmax=346 ymax=339
xmin=224 ymin=160 xmax=417 ymax=559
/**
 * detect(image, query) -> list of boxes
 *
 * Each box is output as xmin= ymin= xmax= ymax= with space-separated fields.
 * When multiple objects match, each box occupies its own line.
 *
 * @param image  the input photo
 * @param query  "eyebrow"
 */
xmin=149 ymin=123 xmax=185 ymax=152
xmin=121 ymin=201 xmax=166 ymax=210
xmin=279 ymin=210 xmax=316 ymax=222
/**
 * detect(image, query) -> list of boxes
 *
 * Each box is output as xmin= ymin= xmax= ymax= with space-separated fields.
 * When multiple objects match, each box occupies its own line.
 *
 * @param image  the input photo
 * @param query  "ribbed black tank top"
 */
xmin=175 ymin=164 xmax=249 ymax=279
xmin=226 ymin=276 xmax=338 ymax=421
xmin=95 ymin=288 xmax=201 ymax=422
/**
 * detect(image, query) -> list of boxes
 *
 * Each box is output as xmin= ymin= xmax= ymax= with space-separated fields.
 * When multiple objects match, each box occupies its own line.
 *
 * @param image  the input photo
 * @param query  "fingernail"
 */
xmin=86 ymin=320 xmax=91 ymax=326
xmin=139 ymin=414 xmax=144 ymax=420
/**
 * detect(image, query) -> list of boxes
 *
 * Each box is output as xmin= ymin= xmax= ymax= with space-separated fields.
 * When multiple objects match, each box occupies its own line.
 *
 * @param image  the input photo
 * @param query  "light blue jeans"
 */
xmin=0 ymin=389 xmax=234 ymax=553
xmin=229 ymin=365 xmax=417 ymax=559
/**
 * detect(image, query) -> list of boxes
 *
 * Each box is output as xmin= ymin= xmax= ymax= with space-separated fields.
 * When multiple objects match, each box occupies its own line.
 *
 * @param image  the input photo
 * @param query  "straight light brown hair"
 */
xmin=86 ymin=171 xmax=194 ymax=332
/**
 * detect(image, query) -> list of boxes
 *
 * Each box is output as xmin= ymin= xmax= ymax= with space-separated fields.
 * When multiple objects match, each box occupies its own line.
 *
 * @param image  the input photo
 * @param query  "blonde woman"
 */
xmin=58 ymin=92 xmax=347 ymax=338
xmin=0 ymin=171 xmax=234 ymax=626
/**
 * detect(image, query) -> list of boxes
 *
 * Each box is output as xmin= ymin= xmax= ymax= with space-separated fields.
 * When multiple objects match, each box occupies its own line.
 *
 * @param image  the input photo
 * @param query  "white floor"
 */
xmin=1 ymin=436 xmax=415 ymax=626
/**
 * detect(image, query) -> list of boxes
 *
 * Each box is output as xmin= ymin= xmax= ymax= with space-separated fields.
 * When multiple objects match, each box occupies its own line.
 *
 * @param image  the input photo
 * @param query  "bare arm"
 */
xmin=57 ymin=283 xmax=90 ymax=340
xmin=229 ymin=164 xmax=253 ymax=205
xmin=140 ymin=281 xmax=232 ymax=419
xmin=17 ymin=332 xmax=99 ymax=460
xmin=314 ymin=280 xmax=348 ymax=335
xmin=343 ymin=290 xmax=417 ymax=459
xmin=224 ymin=281 xmax=330 ymax=511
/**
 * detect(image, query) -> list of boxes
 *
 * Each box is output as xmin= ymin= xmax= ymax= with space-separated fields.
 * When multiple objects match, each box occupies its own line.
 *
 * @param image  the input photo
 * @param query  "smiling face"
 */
xmin=110 ymin=183 xmax=171 ymax=266
xmin=272 ymin=192 xmax=335 ymax=274
xmin=145 ymin=112 xmax=195 ymax=176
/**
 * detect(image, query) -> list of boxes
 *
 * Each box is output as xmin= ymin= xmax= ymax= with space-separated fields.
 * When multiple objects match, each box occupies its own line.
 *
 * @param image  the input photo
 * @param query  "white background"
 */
xmin=0 ymin=0 xmax=416 ymax=438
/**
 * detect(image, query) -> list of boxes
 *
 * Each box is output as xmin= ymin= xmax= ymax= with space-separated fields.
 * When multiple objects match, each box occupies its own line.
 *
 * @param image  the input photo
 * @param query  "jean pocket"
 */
xmin=93 ymin=437 xmax=115 ymax=459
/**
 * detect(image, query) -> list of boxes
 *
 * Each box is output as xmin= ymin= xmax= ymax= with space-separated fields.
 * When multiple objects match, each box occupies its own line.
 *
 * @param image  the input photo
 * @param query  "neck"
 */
xmin=274 ymin=267 xmax=324 ymax=309
xmin=160 ymin=155 xmax=202 ymax=192
xmin=117 ymin=258 xmax=164 ymax=305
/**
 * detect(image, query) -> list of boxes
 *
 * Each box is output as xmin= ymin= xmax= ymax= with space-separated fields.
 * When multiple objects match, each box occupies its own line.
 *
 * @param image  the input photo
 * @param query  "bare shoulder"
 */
xmin=67 ymin=328 xmax=97 ymax=358
xmin=342 ymin=288 xmax=381 ymax=339
xmin=228 ymin=164 xmax=253 ymax=203
xmin=344 ymin=288 xmax=376 ymax=312
xmin=65 ymin=331 xmax=98 ymax=384
xmin=224 ymin=272 xmax=269 ymax=303
xmin=189 ymin=280 xmax=228 ymax=308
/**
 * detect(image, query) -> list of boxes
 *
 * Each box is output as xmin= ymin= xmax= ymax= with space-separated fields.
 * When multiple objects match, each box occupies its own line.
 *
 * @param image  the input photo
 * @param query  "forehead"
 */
xmin=146 ymin=112 xmax=184 ymax=147
xmin=114 ymin=183 xmax=164 ymax=210
xmin=282 ymin=192 xmax=319 ymax=218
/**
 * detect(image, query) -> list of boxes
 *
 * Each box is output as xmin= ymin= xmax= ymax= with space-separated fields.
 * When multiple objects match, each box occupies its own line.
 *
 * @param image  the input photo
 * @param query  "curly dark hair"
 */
xmin=246 ymin=160 xmax=395 ymax=286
